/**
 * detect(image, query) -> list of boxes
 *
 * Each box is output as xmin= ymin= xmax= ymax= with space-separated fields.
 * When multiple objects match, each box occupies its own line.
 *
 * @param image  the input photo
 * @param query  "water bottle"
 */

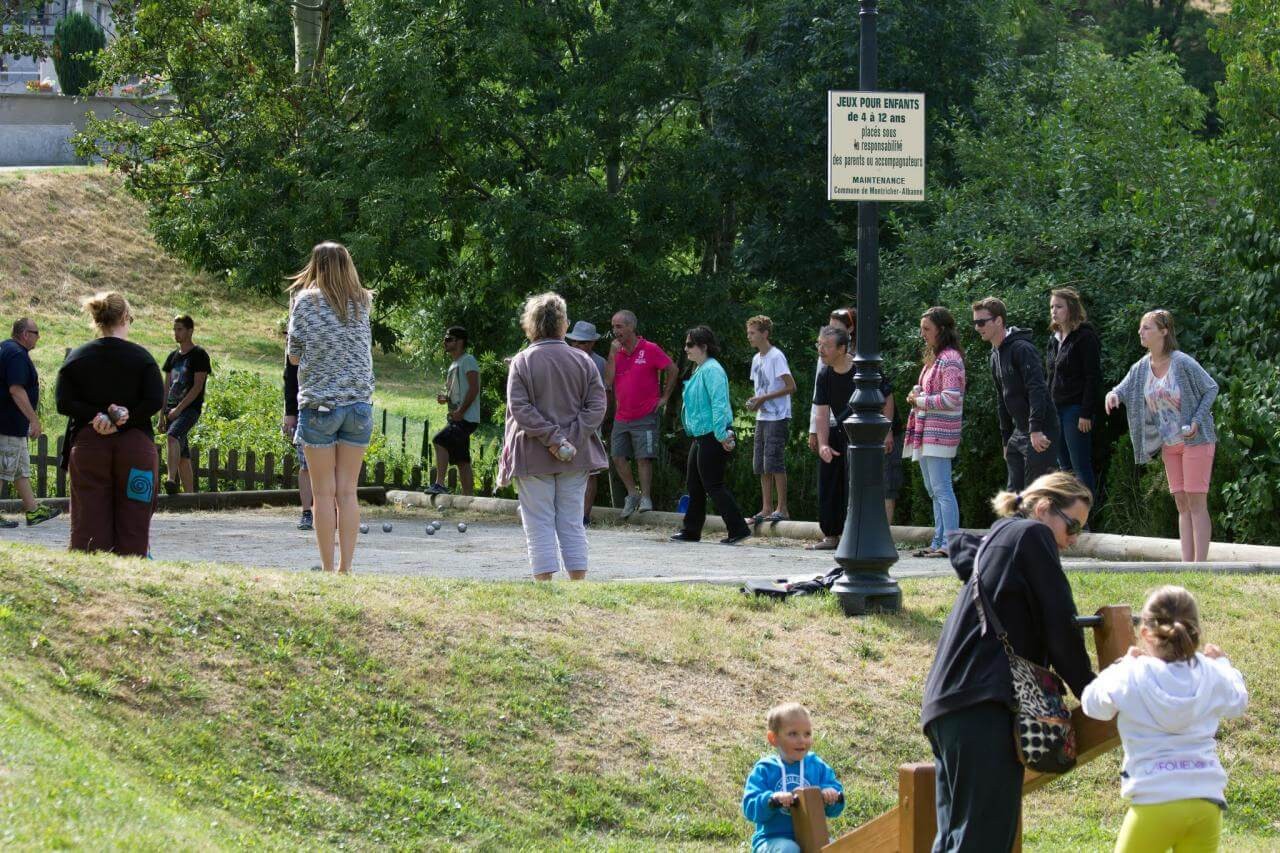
xmin=677 ymin=494 xmax=690 ymax=514
xmin=724 ymin=430 xmax=736 ymax=451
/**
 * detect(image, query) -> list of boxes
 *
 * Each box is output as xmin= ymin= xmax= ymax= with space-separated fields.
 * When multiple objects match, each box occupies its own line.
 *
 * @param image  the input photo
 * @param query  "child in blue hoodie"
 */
xmin=741 ymin=702 xmax=845 ymax=852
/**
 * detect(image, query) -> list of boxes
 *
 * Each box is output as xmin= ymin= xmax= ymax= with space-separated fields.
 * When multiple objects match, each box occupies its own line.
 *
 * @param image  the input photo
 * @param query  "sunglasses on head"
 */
xmin=1052 ymin=506 xmax=1083 ymax=537
xmin=971 ymin=317 xmax=993 ymax=328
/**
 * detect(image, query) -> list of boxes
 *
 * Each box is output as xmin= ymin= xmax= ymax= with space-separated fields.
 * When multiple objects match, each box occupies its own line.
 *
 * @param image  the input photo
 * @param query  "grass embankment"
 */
xmin=1 ymin=546 xmax=1276 ymax=850
xmin=0 ymin=168 xmax=445 ymax=426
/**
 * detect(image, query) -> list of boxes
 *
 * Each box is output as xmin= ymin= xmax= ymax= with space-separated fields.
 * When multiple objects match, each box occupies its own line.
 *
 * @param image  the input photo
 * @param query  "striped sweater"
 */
xmin=903 ymin=347 xmax=965 ymax=460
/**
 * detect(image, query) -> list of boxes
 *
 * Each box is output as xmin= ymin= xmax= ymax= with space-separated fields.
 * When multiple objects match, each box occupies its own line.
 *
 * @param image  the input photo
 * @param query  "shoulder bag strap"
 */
xmin=969 ymin=519 xmax=1012 ymax=643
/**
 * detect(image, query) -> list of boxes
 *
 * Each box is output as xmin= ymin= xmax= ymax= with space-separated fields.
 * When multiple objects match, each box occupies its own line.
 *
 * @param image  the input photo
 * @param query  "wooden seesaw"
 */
xmin=789 ymin=605 xmax=1135 ymax=853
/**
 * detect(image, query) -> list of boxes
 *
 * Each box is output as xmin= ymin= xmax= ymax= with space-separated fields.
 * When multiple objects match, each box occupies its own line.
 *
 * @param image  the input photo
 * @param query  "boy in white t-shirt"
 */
xmin=746 ymin=316 xmax=796 ymax=523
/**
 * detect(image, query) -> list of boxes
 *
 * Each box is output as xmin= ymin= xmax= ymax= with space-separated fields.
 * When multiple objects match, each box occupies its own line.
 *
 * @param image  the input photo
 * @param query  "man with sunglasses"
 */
xmin=971 ymin=297 xmax=1058 ymax=491
xmin=428 ymin=326 xmax=481 ymax=496
xmin=1 ymin=318 xmax=61 ymax=528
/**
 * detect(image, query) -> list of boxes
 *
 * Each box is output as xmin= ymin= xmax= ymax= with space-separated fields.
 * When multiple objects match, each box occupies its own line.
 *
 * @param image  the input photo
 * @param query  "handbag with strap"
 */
xmin=971 ymin=528 xmax=1078 ymax=774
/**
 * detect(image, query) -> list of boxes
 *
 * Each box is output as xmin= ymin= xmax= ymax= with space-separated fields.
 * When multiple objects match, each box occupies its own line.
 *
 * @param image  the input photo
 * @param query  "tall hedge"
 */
xmin=52 ymin=12 xmax=106 ymax=96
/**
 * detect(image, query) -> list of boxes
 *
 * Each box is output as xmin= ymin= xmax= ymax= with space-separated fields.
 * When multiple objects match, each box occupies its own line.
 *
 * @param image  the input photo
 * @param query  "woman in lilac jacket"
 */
xmin=498 ymin=292 xmax=609 ymax=580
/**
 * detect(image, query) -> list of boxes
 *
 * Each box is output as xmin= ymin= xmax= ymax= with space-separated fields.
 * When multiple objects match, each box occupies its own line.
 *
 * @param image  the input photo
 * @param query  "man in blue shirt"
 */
xmin=1 ymin=318 xmax=61 ymax=528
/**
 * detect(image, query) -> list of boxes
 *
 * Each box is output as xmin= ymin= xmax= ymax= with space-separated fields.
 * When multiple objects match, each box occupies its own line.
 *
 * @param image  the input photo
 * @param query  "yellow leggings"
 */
xmin=1115 ymin=799 xmax=1222 ymax=852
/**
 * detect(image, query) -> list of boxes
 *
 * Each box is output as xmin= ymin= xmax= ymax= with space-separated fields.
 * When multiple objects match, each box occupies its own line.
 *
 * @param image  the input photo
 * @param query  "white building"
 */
xmin=1 ymin=2 xmax=117 ymax=94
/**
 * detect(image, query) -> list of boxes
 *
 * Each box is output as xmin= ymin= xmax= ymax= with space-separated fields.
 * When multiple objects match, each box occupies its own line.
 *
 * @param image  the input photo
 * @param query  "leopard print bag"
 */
xmin=971 ymin=534 xmax=1078 ymax=774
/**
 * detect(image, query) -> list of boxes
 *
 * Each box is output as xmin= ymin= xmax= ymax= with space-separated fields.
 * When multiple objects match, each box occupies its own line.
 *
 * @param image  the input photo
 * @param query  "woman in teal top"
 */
xmin=671 ymin=325 xmax=752 ymax=545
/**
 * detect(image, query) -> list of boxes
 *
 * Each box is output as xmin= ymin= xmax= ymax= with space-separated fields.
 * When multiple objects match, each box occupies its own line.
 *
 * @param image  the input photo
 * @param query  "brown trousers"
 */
xmin=69 ymin=428 xmax=158 ymax=557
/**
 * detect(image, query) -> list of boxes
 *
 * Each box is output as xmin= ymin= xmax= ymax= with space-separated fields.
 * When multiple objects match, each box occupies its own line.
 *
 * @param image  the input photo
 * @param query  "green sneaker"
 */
xmin=25 ymin=506 xmax=62 ymax=526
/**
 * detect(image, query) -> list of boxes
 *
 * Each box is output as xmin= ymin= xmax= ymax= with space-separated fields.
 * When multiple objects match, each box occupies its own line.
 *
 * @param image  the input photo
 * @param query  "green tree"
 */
xmin=0 ymin=1 xmax=48 ymax=61
xmin=1073 ymin=0 xmax=1225 ymax=101
xmin=52 ymin=12 xmax=106 ymax=95
xmin=1198 ymin=0 xmax=1280 ymax=544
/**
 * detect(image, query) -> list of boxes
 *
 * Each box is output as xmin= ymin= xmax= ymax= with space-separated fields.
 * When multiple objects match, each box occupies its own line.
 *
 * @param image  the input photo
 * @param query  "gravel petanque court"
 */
xmin=6 ymin=506 xmax=1110 ymax=582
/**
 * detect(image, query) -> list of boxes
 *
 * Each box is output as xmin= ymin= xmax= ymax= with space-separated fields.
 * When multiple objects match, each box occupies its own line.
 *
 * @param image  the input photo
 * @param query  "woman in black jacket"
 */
xmin=1046 ymin=287 xmax=1102 ymax=495
xmin=921 ymin=471 xmax=1096 ymax=852
xmin=56 ymin=292 xmax=165 ymax=557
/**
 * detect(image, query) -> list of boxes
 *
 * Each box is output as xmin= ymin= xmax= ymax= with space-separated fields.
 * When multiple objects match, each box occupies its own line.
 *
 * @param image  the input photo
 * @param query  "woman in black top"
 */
xmin=811 ymin=324 xmax=856 ymax=548
xmin=921 ymin=471 xmax=1096 ymax=852
xmin=56 ymin=292 xmax=164 ymax=556
xmin=1046 ymin=287 xmax=1102 ymax=495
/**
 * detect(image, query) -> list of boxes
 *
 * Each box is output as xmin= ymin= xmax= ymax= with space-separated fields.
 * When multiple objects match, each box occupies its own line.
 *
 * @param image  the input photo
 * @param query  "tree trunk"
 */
xmin=292 ymin=1 xmax=323 ymax=74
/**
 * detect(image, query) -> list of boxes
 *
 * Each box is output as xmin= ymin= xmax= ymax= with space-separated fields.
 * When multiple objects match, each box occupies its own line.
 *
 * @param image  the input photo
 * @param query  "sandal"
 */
xmin=805 ymin=538 xmax=839 ymax=551
xmin=767 ymin=512 xmax=788 ymax=523
xmin=749 ymin=513 xmax=767 ymax=525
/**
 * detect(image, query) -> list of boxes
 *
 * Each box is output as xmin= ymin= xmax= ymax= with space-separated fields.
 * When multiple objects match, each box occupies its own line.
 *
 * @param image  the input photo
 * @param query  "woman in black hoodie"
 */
xmin=921 ymin=471 xmax=1096 ymax=852
xmin=1046 ymin=287 xmax=1102 ymax=495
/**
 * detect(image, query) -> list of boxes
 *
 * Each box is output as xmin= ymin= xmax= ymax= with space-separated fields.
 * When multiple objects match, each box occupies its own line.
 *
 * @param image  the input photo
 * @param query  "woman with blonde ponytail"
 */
xmin=920 ymin=471 xmax=1097 ymax=851
xmin=1083 ymin=586 xmax=1248 ymax=852
xmin=286 ymin=242 xmax=375 ymax=574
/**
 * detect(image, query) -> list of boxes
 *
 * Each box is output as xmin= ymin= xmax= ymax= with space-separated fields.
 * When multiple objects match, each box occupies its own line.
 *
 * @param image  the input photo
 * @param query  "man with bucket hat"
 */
xmin=566 ymin=320 xmax=611 ymax=523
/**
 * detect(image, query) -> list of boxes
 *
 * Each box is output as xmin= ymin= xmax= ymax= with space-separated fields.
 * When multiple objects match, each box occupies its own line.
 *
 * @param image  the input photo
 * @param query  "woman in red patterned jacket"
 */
xmin=903 ymin=306 xmax=965 ymax=557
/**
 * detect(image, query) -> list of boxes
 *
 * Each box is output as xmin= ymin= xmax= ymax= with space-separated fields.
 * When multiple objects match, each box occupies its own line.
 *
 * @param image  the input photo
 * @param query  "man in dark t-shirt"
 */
xmin=1 ymin=318 xmax=61 ymax=527
xmin=159 ymin=315 xmax=212 ymax=494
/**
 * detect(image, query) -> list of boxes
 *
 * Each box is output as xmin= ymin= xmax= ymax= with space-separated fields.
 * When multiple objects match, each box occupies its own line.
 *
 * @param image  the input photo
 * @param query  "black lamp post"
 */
xmin=832 ymin=0 xmax=902 ymax=616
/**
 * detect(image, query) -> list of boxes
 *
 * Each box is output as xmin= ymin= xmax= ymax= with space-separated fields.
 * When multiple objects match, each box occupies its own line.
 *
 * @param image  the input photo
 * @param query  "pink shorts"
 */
xmin=1161 ymin=442 xmax=1215 ymax=494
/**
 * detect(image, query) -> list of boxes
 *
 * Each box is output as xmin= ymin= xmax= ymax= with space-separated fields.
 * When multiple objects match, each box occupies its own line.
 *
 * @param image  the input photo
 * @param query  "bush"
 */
xmin=52 ymin=13 xmax=105 ymax=97
xmin=188 ymin=368 xmax=444 ymax=486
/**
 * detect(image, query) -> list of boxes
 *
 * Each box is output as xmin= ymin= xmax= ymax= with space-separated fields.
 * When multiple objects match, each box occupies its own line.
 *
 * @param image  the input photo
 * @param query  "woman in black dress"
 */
xmin=809 ymin=324 xmax=855 ymax=550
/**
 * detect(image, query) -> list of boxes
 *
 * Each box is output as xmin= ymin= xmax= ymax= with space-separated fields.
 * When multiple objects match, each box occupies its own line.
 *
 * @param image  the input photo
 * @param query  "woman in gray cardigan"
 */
xmin=497 ymin=292 xmax=608 ymax=580
xmin=1105 ymin=310 xmax=1218 ymax=561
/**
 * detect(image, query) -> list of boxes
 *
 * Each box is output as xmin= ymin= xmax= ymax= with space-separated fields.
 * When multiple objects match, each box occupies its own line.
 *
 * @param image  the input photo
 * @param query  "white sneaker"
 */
xmin=638 ymin=495 xmax=654 ymax=513
xmin=621 ymin=494 xmax=641 ymax=519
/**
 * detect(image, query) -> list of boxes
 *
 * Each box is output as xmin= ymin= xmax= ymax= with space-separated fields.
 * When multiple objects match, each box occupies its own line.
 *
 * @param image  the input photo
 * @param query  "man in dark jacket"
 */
xmin=972 ymin=297 xmax=1058 ymax=490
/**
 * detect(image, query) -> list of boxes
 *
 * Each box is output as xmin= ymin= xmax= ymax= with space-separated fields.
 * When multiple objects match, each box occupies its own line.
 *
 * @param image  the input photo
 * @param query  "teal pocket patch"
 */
xmin=126 ymin=468 xmax=154 ymax=503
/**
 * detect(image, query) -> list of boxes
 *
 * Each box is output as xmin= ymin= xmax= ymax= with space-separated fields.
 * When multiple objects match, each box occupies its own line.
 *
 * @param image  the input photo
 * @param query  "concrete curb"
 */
xmin=3 ymin=487 xmax=387 ymax=514
xmin=386 ymin=490 xmax=1280 ymax=565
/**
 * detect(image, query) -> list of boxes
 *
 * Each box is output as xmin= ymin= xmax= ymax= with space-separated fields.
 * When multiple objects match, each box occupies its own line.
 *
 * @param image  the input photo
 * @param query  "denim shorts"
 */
xmin=166 ymin=408 xmax=201 ymax=458
xmin=296 ymin=402 xmax=373 ymax=449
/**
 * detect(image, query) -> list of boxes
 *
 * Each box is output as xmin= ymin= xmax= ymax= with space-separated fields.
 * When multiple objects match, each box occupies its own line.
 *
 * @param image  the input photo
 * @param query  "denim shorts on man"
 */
xmin=611 ymin=411 xmax=659 ymax=459
xmin=296 ymin=402 xmax=374 ymax=448
xmin=166 ymin=408 xmax=201 ymax=459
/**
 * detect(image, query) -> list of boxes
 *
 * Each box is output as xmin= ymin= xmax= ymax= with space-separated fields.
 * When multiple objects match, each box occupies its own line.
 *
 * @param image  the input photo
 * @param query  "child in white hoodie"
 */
xmin=1083 ymin=586 xmax=1248 ymax=853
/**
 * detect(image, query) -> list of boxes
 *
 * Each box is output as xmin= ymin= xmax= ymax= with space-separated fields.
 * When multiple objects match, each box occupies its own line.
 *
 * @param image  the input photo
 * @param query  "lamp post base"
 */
xmin=833 ymin=571 xmax=902 ymax=616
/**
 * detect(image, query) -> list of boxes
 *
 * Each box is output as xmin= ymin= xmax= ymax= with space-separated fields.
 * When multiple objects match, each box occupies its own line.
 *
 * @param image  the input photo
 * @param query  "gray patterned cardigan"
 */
xmin=1110 ymin=351 xmax=1218 ymax=464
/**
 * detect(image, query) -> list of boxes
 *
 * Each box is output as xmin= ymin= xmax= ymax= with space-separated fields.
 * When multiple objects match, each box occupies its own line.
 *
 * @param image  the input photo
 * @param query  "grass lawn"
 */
xmin=1 ymin=544 xmax=1276 ymax=850
xmin=0 ymin=168 xmax=449 ymax=433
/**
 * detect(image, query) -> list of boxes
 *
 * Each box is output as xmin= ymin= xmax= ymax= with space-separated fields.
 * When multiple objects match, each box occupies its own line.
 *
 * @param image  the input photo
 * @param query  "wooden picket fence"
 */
xmin=373 ymin=407 xmax=434 ymax=465
xmin=17 ymin=434 xmax=435 ymax=500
